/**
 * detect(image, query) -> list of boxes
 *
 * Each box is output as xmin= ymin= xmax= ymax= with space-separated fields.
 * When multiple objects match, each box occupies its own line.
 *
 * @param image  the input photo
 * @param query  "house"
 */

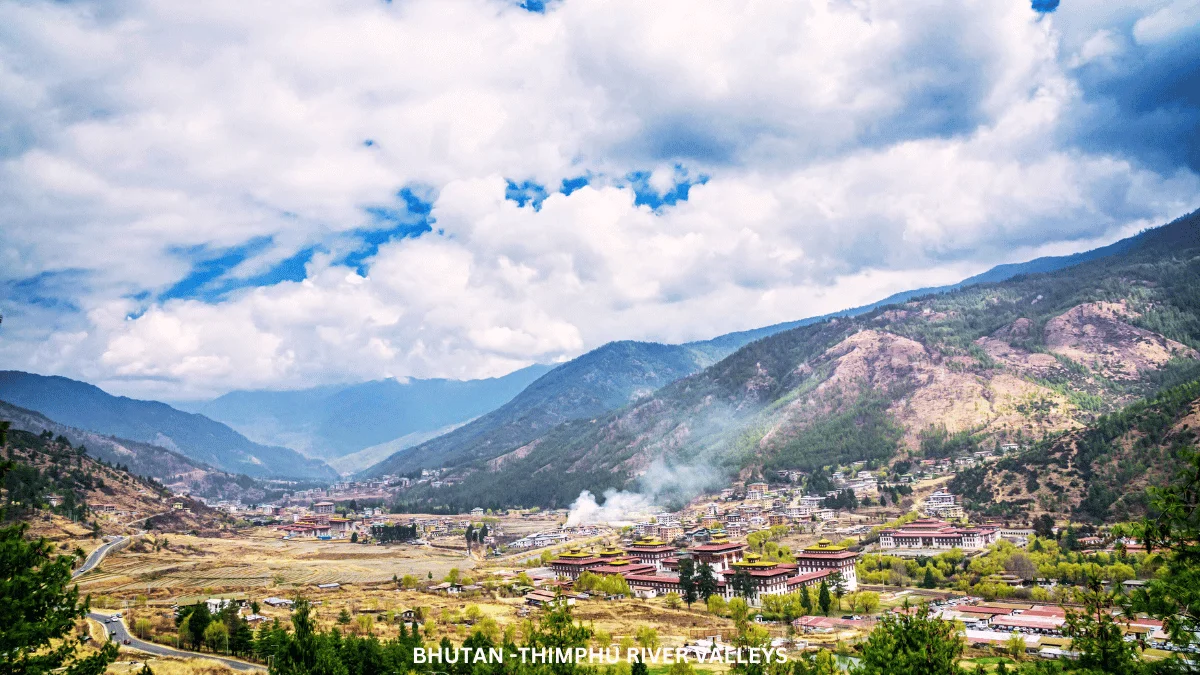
xmin=263 ymin=597 xmax=294 ymax=608
xmin=470 ymin=507 xmax=485 ymax=517
xmin=525 ymin=590 xmax=573 ymax=607
xmin=94 ymin=504 xmax=117 ymax=513
xmin=206 ymin=598 xmax=235 ymax=613
xmin=313 ymin=501 xmax=335 ymax=515
xmin=47 ymin=495 xmax=63 ymax=507
xmin=317 ymin=583 xmax=340 ymax=590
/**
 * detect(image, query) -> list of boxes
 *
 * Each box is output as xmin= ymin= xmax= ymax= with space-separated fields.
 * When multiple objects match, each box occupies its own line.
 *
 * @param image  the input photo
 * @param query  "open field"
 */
xmin=80 ymin=528 xmax=476 ymax=598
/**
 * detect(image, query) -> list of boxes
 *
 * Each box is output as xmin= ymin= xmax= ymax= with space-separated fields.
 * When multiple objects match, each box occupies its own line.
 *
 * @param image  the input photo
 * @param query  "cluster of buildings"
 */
xmin=922 ymin=490 xmax=966 ymax=519
xmin=925 ymin=601 xmax=1171 ymax=654
xmin=547 ymin=534 xmax=859 ymax=607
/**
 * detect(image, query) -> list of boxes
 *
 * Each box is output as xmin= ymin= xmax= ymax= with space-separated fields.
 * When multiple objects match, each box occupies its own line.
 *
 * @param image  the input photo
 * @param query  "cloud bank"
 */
xmin=1 ymin=0 xmax=1198 ymax=398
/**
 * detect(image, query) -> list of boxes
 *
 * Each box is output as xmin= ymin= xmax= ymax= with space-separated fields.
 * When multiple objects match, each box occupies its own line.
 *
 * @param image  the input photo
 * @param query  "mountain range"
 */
xmin=2 ymin=210 xmax=1196 ymax=514
xmin=369 ymin=210 xmax=1200 ymax=513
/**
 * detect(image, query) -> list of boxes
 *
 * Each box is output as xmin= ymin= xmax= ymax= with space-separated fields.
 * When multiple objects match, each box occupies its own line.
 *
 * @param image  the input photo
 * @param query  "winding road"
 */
xmin=89 ymin=613 xmax=266 ymax=672
xmin=74 ymin=536 xmax=127 ymax=578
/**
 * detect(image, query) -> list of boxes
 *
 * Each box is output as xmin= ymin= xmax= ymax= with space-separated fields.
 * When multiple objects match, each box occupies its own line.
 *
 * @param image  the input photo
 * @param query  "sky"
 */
xmin=1 ymin=0 xmax=1199 ymax=400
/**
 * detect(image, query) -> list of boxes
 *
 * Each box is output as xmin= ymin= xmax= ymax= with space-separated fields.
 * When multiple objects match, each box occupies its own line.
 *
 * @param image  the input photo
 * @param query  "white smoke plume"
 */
xmin=565 ymin=458 xmax=727 ymax=526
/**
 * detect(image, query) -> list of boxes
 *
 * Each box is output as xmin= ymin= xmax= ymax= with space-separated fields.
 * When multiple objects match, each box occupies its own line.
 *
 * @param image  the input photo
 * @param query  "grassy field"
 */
xmin=79 ymin=528 xmax=476 ymax=599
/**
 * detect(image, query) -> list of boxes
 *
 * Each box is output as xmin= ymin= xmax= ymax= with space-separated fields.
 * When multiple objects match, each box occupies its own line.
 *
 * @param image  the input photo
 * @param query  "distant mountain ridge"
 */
xmin=183 ymin=364 xmax=553 ymax=461
xmin=0 ymin=371 xmax=337 ymax=480
xmin=362 ymin=222 xmax=1163 ymax=480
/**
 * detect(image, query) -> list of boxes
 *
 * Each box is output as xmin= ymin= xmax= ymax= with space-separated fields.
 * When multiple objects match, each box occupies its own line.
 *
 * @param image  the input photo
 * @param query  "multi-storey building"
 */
xmin=878 ymin=518 xmax=999 ymax=551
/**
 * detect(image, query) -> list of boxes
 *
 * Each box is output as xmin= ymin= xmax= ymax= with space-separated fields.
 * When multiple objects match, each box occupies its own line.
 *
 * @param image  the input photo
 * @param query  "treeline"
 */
xmin=371 ymin=522 xmax=419 ymax=543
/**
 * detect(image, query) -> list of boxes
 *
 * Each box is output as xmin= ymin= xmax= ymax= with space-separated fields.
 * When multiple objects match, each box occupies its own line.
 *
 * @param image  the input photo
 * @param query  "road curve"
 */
xmin=74 ymin=536 xmax=127 ymax=578
xmin=88 ymin=613 xmax=266 ymax=672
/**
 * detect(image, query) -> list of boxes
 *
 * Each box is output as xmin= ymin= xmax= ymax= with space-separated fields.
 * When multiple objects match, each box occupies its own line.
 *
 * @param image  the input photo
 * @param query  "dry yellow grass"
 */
xmin=80 ymin=529 xmax=476 ymax=598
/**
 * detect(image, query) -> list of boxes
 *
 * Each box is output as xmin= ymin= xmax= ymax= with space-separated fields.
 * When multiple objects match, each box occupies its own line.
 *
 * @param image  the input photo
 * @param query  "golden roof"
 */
xmin=804 ymin=538 xmax=847 ymax=552
xmin=731 ymin=552 xmax=777 ymax=568
xmin=630 ymin=537 xmax=668 ymax=547
xmin=557 ymin=546 xmax=593 ymax=559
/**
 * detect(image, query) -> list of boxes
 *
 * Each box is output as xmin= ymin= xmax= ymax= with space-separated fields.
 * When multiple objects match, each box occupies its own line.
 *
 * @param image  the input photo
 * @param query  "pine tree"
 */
xmin=818 ymin=581 xmax=832 ymax=616
xmin=632 ymin=656 xmax=649 ymax=675
xmin=799 ymin=585 xmax=813 ymax=615
xmin=923 ymin=566 xmax=936 ymax=589
xmin=696 ymin=562 xmax=719 ymax=600
xmin=678 ymin=558 xmax=698 ymax=608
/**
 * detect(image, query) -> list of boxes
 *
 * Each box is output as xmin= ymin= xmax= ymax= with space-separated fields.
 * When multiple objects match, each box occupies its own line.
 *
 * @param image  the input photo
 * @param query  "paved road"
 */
xmin=88 ymin=613 xmax=266 ymax=672
xmin=74 ymin=536 xmax=127 ymax=578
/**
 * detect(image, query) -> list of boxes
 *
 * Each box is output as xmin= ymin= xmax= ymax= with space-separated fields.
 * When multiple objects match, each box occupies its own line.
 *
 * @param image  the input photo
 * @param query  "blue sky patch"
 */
xmin=624 ymin=167 xmax=709 ymax=209
xmin=560 ymin=175 xmax=590 ymax=196
xmin=159 ymin=237 xmax=273 ymax=303
xmin=342 ymin=185 xmax=437 ymax=275
xmin=505 ymin=179 xmax=550 ymax=210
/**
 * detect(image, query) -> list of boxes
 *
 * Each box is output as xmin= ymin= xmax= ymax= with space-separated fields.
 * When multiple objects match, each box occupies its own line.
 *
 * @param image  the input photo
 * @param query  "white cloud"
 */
xmin=0 ymin=0 xmax=1197 ymax=398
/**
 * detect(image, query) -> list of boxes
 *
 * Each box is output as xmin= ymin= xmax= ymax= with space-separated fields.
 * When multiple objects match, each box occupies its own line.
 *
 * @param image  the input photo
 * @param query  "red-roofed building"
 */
xmin=626 ymin=537 xmax=677 ymax=571
xmin=878 ymin=518 xmax=999 ymax=550
xmin=691 ymin=540 xmax=746 ymax=572
xmin=794 ymin=539 xmax=859 ymax=590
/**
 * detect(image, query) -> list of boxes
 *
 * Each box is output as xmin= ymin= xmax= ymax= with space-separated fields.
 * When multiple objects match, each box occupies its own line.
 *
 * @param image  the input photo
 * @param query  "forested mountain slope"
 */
xmin=388 ymin=209 xmax=1200 ymax=510
xmin=0 ymin=372 xmax=337 ymax=480
xmin=951 ymin=378 xmax=1200 ymax=523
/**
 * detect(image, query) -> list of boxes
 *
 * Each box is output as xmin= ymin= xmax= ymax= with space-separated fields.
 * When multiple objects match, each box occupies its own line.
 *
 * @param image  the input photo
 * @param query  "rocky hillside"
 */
xmin=951 ymin=378 xmax=1200 ymax=523
xmin=386 ymin=209 xmax=1200 ymax=510
xmin=1 ymin=424 xmax=230 ymax=539
xmin=0 ymin=400 xmax=279 ymax=503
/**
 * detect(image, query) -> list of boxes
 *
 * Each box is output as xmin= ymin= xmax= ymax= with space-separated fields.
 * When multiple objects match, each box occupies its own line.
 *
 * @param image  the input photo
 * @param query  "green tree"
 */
xmin=1065 ymin=576 xmax=1137 ymax=674
xmin=818 ymin=581 xmax=832 ymax=616
xmin=133 ymin=617 xmax=153 ymax=639
xmin=1136 ymin=446 xmax=1200 ymax=652
xmin=830 ymin=571 xmax=847 ymax=610
xmin=337 ymin=608 xmax=351 ymax=625
xmin=851 ymin=605 xmax=965 ymax=675
xmin=350 ymin=532 xmax=358 ymax=544
xmin=678 ymin=558 xmax=697 ymax=608
xmin=631 ymin=656 xmax=649 ymax=675
xmin=0 ymin=446 xmax=118 ymax=675
xmin=696 ymin=562 xmax=719 ymax=601
xmin=800 ymin=585 xmax=813 ymax=615
xmin=922 ymin=566 xmax=936 ymax=589
xmin=731 ymin=568 xmax=755 ymax=600
xmin=186 ymin=603 xmax=211 ymax=649
xmin=635 ymin=625 xmax=659 ymax=650
xmin=203 ymin=621 xmax=229 ymax=653
xmin=1004 ymin=631 xmax=1026 ymax=660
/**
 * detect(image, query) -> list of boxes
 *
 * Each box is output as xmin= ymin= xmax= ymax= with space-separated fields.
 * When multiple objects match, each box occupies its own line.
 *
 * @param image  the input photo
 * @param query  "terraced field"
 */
xmin=80 ymin=529 xmax=475 ymax=599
